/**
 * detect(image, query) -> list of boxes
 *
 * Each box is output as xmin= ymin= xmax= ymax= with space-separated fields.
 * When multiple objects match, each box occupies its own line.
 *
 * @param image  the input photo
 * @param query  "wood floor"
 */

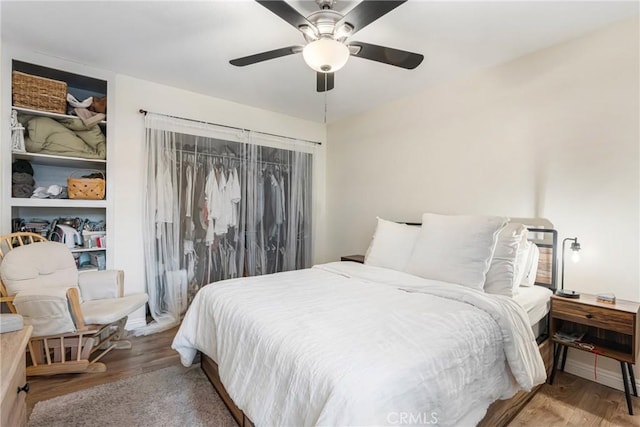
xmin=26 ymin=328 xmax=640 ymax=426
xmin=509 ymin=372 xmax=640 ymax=426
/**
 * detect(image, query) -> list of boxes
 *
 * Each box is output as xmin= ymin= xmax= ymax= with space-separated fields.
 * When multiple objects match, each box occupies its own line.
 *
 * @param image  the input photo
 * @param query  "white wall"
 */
xmin=326 ymin=16 xmax=639 ymax=388
xmin=112 ymin=76 xmax=326 ymax=328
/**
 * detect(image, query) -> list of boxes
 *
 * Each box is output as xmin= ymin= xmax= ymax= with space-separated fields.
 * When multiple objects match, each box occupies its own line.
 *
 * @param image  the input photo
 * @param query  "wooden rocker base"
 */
xmin=26 ymin=318 xmax=132 ymax=377
xmin=113 ymin=340 xmax=132 ymax=350
xmin=27 ymin=361 xmax=107 ymax=376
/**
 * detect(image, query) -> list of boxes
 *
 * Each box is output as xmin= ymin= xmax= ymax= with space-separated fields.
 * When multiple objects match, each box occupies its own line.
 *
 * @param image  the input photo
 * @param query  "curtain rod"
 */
xmin=139 ymin=109 xmax=322 ymax=146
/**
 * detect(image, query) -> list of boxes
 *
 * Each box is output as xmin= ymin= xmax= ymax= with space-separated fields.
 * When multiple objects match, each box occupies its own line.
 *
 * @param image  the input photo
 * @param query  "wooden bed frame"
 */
xmin=201 ymin=340 xmax=553 ymax=427
xmin=199 ymin=227 xmax=559 ymax=427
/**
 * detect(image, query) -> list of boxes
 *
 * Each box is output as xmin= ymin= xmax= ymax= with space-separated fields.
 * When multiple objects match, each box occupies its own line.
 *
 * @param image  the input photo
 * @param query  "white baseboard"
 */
xmin=564 ymin=358 xmax=639 ymax=392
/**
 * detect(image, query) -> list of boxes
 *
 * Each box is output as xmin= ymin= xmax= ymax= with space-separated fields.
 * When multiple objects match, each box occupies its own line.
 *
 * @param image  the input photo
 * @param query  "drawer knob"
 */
xmin=17 ymin=383 xmax=29 ymax=394
xmin=585 ymin=314 xmax=593 ymax=319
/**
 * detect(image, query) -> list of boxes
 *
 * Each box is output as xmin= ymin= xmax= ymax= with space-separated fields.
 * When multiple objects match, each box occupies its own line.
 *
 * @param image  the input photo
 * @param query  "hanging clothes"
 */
xmin=214 ymin=169 xmax=230 ymax=236
xmin=257 ymin=173 xmax=265 ymax=225
xmin=184 ymin=164 xmax=193 ymax=218
xmin=181 ymin=162 xmax=196 ymax=241
xmin=229 ymin=167 xmax=241 ymax=228
xmin=155 ymin=151 xmax=174 ymax=237
xmin=279 ymin=173 xmax=286 ymax=224
xmin=193 ymin=163 xmax=207 ymax=240
xmin=271 ymin=172 xmax=283 ymax=226
xmin=142 ymin=113 xmax=316 ymax=336
xmin=204 ymin=167 xmax=219 ymax=245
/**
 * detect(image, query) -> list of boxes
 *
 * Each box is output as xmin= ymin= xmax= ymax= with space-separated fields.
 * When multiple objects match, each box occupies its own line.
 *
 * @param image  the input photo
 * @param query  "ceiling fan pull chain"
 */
xmin=324 ymin=78 xmax=328 ymax=124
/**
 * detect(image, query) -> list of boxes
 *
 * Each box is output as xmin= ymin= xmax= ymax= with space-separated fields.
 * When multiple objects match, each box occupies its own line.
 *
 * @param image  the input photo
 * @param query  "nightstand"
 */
xmin=549 ymin=293 xmax=639 ymax=414
xmin=340 ymin=254 xmax=364 ymax=264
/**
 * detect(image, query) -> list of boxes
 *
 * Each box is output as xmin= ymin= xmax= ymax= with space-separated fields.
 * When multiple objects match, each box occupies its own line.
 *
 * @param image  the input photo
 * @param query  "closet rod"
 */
xmin=139 ymin=109 xmax=322 ymax=146
xmin=176 ymin=149 xmax=288 ymax=168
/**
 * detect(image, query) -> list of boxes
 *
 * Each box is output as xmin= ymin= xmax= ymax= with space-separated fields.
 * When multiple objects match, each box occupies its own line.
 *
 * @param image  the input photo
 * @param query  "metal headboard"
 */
xmin=526 ymin=228 xmax=558 ymax=293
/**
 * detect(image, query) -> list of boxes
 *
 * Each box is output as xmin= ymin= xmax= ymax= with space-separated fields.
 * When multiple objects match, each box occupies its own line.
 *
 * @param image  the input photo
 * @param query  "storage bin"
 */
xmin=67 ymin=170 xmax=105 ymax=200
xmin=12 ymin=71 xmax=67 ymax=114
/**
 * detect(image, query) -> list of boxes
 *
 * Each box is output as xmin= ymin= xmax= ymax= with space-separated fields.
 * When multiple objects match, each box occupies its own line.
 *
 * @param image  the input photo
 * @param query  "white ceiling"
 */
xmin=1 ymin=1 xmax=638 ymax=123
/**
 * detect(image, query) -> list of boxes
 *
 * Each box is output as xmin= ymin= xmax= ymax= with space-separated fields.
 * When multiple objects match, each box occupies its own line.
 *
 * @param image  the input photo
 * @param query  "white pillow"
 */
xmin=364 ymin=217 xmax=420 ymax=271
xmin=405 ymin=213 xmax=508 ymax=290
xmin=512 ymin=231 xmax=531 ymax=293
xmin=484 ymin=222 xmax=527 ymax=297
xmin=520 ymin=243 xmax=540 ymax=287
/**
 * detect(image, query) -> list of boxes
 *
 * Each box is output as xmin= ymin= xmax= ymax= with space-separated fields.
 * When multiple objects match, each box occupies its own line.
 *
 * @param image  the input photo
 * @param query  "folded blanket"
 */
xmin=12 ymin=184 xmax=33 ymax=198
xmin=11 ymin=173 xmax=34 ymax=199
xmin=12 ymin=172 xmax=34 ymax=185
xmin=12 ymin=172 xmax=35 ymax=197
xmin=12 ymin=159 xmax=33 ymax=175
xmin=21 ymin=116 xmax=106 ymax=160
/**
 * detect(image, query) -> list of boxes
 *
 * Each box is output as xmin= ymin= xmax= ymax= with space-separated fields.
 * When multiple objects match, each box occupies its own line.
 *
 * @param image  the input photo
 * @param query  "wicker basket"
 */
xmin=12 ymin=71 xmax=67 ymax=114
xmin=67 ymin=170 xmax=105 ymax=200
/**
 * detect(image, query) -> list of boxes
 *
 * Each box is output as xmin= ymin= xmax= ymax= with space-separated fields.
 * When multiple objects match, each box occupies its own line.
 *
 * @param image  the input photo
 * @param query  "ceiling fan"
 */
xmin=229 ymin=0 xmax=424 ymax=92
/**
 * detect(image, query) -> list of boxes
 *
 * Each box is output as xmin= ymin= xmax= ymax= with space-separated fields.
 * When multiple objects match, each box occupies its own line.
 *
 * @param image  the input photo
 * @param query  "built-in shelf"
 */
xmin=13 ymin=106 xmax=106 ymax=125
xmin=11 ymin=198 xmax=107 ymax=208
xmin=12 ymin=151 xmax=106 ymax=168
xmin=6 ymin=57 xmax=111 ymax=270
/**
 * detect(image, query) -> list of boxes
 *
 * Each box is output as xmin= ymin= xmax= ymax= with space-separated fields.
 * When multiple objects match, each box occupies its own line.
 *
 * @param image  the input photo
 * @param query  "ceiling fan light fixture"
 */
xmin=298 ymin=24 xmax=319 ymax=40
xmin=302 ymin=38 xmax=349 ymax=73
xmin=333 ymin=23 xmax=353 ymax=41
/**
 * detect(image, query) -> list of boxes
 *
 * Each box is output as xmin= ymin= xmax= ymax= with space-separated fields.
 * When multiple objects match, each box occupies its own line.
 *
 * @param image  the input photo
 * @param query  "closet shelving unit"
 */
xmin=3 ymin=57 xmax=112 ymax=270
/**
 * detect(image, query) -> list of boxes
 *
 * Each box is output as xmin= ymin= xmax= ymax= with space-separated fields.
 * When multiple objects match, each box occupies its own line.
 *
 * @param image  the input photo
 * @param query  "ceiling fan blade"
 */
xmin=348 ymin=41 xmax=423 ymax=69
xmin=256 ymin=0 xmax=314 ymax=31
xmin=316 ymin=72 xmax=335 ymax=92
xmin=230 ymin=46 xmax=302 ymax=67
xmin=336 ymin=0 xmax=406 ymax=35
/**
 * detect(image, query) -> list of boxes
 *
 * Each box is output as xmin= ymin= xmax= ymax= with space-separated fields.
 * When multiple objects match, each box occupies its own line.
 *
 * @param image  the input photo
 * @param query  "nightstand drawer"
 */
xmin=552 ymin=299 xmax=635 ymax=335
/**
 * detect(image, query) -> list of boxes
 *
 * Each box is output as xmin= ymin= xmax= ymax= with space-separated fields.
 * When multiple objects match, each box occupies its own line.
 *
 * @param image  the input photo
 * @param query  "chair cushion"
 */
xmin=81 ymin=294 xmax=148 ymax=325
xmin=1 ymin=241 xmax=78 ymax=296
xmin=78 ymin=270 xmax=123 ymax=300
xmin=13 ymin=287 xmax=77 ymax=336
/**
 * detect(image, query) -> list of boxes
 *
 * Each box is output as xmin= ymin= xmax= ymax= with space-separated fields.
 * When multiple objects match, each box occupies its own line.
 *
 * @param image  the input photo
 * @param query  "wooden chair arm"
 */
xmin=66 ymin=287 xmax=87 ymax=331
xmin=0 ymin=295 xmax=14 ymax=303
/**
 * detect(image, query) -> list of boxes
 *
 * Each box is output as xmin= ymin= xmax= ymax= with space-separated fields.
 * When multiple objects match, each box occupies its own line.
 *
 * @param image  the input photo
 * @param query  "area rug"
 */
xmin=28 ymin=365 xmax=237 ymax=427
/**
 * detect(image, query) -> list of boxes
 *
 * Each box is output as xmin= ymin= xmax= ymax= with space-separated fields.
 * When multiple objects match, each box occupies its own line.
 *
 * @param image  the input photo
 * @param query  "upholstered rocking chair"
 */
xmin=0 ymin=232 xmax=148 ymax=376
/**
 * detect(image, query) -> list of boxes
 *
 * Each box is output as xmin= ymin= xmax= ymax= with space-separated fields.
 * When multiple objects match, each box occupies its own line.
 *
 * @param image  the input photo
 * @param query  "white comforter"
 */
xmin=172 ymin=262 xmax=546 ymax=426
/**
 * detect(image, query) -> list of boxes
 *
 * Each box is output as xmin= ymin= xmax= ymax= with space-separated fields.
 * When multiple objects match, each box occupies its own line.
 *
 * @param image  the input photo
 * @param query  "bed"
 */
xmin=172 ymin=215 xmax=557 ymax=426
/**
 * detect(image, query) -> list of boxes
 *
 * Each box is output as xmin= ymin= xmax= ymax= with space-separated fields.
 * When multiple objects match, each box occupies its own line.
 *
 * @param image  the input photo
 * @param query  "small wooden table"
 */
xmin=548 ymin=293 xmax=639 ymax=414
xmin=1 ymin=325 xmax=33 ymax=427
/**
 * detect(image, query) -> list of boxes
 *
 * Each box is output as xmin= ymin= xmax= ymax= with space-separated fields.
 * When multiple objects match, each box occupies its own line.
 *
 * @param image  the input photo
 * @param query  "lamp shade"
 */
xmin=302 ymin=39 xmax=349 ymax=73
xmin=561 ymin=237 xmax=581 ymax=290
xmin=570 ymin=241 xmax=581 ymax=263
